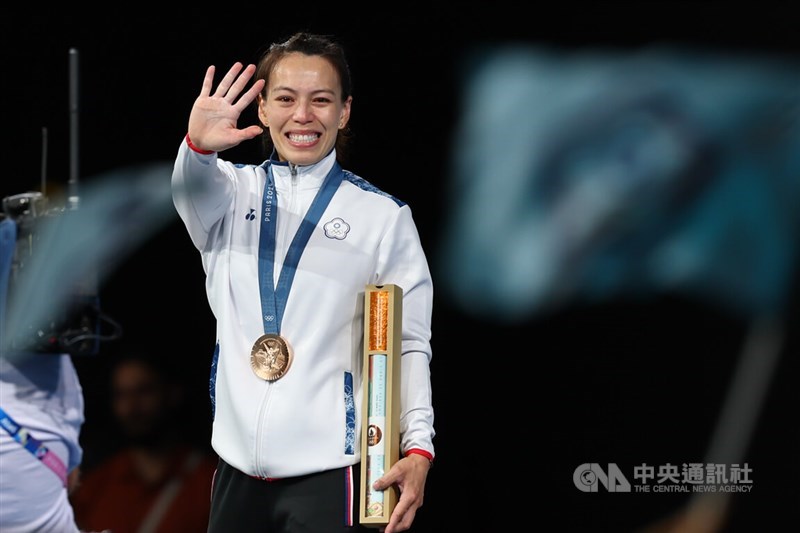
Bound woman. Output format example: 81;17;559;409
171;32;435;533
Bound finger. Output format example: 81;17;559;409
226;64;257;103
390;497;411;523
212;62;244;99
373;464;402;491
385;504;414;533
239;124;265;140
390;501;416;533
372;475;390;491
233;78;266;113
199;65;215;97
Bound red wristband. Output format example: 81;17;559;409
404;448;434;466
185;133;215;155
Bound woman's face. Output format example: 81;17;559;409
258;52;351;166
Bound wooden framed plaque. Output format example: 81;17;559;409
359;284;402;527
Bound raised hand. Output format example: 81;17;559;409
187;62;266;153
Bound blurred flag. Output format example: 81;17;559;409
439;45;800;321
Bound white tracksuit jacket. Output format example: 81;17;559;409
172;138;435;479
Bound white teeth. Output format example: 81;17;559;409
288;133;318;143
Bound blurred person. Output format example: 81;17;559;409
171;31;435;533
0;352;86;532
70;348;217;533
1;214;88;532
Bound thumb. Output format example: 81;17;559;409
372;470;398;491
240;125;265;140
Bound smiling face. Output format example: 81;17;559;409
258;52;352;166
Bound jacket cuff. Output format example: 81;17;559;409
404;448;434;466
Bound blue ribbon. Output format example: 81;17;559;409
258;161;344;335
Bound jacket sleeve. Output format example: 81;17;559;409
374;203;436;460
171;137;236;252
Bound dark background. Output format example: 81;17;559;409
2;3;798;532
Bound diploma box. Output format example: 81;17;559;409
359;284;402;527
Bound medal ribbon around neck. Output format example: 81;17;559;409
258;160;344;337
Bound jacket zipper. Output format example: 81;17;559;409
254;162;298;477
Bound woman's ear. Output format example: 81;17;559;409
339;96;352;129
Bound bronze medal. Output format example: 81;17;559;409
250;334;293;381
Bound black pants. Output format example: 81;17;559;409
208;458;374;532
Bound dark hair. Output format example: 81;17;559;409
108;344;178;388
255;32;353;163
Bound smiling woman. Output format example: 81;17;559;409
171;31;436;533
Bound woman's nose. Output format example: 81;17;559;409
292;100;313;123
